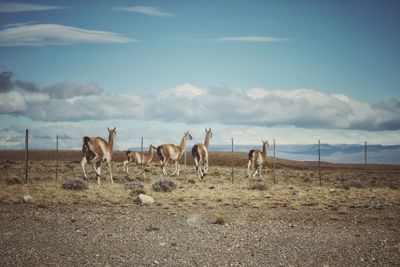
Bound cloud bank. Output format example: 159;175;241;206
0;71;399;131
0;2;63;13
216;36;290;42
114;6;175;17
0;23;135;46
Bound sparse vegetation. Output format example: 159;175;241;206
130;187;147;196
187;178;196;184
152;178;177;192
5;177;23;185
248;182;268;191
62;179;89;190
125;180;144;189
0;151;399;212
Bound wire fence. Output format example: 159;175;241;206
1;129;399;185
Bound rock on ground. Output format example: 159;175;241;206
137;194;154;205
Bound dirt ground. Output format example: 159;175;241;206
0;150;399;266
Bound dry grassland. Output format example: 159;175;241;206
1;150;399;212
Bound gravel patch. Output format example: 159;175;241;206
0;204;399;266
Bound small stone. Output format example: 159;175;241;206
137;194;154;205
23;195;33;203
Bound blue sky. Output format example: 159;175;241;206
0;0;399;151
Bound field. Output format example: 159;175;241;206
1;150;399;266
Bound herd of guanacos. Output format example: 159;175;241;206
80;127;269;185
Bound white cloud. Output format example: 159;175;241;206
158;84;206;100
216;36;290;42
114;6;175;17
1;74;399;131
0;91;26;113
42;82;103;99
0;2;63;13
0;23;136;47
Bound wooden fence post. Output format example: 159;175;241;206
141;137;144;180
24;129;28;184
273;139;276;185
56;135;59;181
365;141;367;169
318;139;321;186
231;137;234;183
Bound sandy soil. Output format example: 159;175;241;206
0;150;399;266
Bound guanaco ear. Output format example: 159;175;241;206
113;127;116;131
107;127;110;131
205;128;207;132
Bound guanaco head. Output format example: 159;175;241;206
205;128;213;139
262;140;269;148
185;131;193;141
107;127;117;137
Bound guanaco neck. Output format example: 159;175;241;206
262;143;267;161
148;146;155;161
204;132;211;149
108;132;115;152
179;135;188;156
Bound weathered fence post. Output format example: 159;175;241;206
56;135;59;181
273;139;276;185
141;137;144;180
318;139;321;186
24;129;28;184
365;141;367;169
231;137;234;183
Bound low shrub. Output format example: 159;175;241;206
62;179;89;190
248;182;268;191
125;181;144;189
5;177;23;185
152;179;177;192
187;178;196;184
130;188;147;196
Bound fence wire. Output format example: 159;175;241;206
0;130;399;185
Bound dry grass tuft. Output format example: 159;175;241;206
341;179;365;189
125;181;144;189
248;182;268;191
152;179;177;192
187;178;196;184
213;214;226;225
130;188;147;196
125;181;147;195
62;179;89;190
5;177;23;185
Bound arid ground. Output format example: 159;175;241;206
0;150;399;266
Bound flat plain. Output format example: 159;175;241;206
0;150;399;266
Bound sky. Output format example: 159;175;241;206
0;0;399;152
